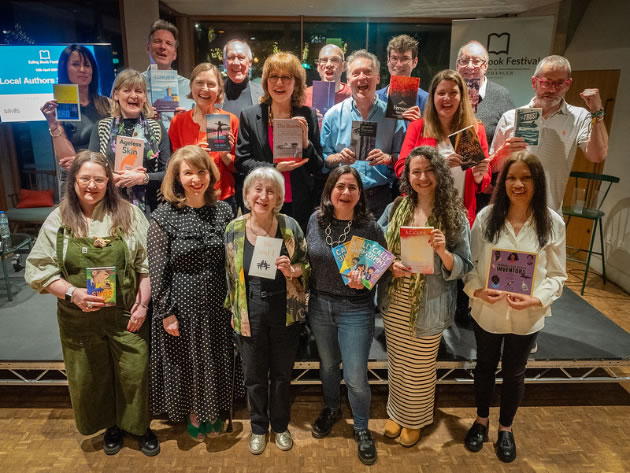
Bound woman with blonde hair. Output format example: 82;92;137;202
148;145;239;441
88;68;171;215
236;51;323;231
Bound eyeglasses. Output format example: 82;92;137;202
388;55;414;65
535;77;572;89
77;175;108;186
318;57;343;65
457;57;487;67
268;74;293;83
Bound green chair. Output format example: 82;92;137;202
562;171;619;295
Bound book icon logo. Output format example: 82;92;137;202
39;50;51;60
487;32;510;55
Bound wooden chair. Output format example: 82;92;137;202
562;171;620;295
5;170;58;234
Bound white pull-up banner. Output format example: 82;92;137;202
450;16;555;107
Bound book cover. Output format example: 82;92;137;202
312;80;336;116
86;266;116;306
149;68;180;113
464;78;480;113
331;242;351;284
206;113;232;152
486;248;538;296
448;125;486;170
361;241;394;290
53;84;81;121
514;108;542;145
248;236;282;279
114;136;144;173
350;121;377;161
400;226;434;274
339;235;366;275
272;119;303;163
385;75;420;119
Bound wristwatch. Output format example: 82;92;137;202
143;173;150;185
65;286;77;302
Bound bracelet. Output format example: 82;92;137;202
49;127;63;138
136;302;149;310
590;108;605;118
143;173;150;185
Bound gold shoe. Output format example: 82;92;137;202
384;419;402;439
399;428;420;448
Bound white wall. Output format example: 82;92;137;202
564;0;630;291
122;0;159;70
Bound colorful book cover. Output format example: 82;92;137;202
272;119;303;163
86;266;116;306
206;113;231;152
448;125;486;170
53;84;81;121
361;241;394;290
514;107;542;145
350;121;377;161
486;249;537;296
114;136;144;173
464;78;480;113
312;80;336;116
331;242;351;284
149;68;180;113
339;235;366;275
385;75;420;119
400;226;434;274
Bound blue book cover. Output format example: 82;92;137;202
149;68;180;112
312;80;335;116
331;242;351;284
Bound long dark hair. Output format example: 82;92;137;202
60;150;132;237
316;166;371;226
57;44;109;116
485;151;553;248
399;146;466;244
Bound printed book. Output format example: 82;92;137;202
86;266;116;306
273;119;303;163
448;125;486;170
206;114;232;152
514;108;542;145
385;75;420;120
350;121;377;161
400;226;434;274
486;248;537;296
114;136;144;173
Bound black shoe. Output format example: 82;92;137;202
353;429;377;465
138;428;160;457
496;430;516;463
464;422;488;452
103;425;123;455
311;407;342;439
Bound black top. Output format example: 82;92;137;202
222;78;253;117
243;226;287;293
62;100;107;151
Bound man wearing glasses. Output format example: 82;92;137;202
490;55;608;214
304;44;352;113
376;35;429;124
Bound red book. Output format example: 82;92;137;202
385;75;420;119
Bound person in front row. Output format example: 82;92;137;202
25;150;158;456
225;167;309;455
321;50;405;220
307;166;385;465
378;146;472;448
463;152;567;463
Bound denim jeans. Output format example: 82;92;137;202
308;292;375;430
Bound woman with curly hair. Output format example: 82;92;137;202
378;146;472;447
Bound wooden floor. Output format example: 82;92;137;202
1;261;629;473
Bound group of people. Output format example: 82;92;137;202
25;17;609;465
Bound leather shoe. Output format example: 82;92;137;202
353;429;377;465
103;425;123;455
399;427;420;448
383;419;402;439
311;407;342;438
274;430;293;451
464;422;489;452
249;432;267;455
496;430;516;463
138;428;160;457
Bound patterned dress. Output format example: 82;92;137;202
148;201;242;422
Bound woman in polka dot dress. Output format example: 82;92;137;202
148;145;240;441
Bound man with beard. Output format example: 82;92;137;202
490;55;608;214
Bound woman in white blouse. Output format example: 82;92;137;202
462;151;566;463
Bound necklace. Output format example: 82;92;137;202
325;220;352;247
248;216;274;237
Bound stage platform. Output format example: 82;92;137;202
2;267;630;386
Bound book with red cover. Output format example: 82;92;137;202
385;75;420;119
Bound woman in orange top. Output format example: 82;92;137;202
169;63;239;215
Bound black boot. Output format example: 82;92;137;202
103;425;123;455
138;428;160;457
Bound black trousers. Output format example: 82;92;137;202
235;291;300;435
365;184;392;221
472;318;538;427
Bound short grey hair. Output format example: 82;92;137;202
457;40;488;62
534;55;571;77
346;49;380;74
243;167;285;214
223;39;253;62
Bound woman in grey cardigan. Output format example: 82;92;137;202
378;145;472;447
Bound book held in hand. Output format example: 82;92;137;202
400;226;434;274
486;248;538;296
336;236;393;288
312;81;336;116
86;266;116;306
273;119;303;163
149;67;180;113
332;242;351;284
464;78;480;113
114;136;144;173
514;108;542;145
448;125;486;170
248;236;283;279
350;121;377;161
385;75;420;120
361;241;395;290
53;84;81;121
206;114;231;152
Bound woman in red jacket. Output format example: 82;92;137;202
169;63;239;215
396;69;491;227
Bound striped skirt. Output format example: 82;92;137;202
383;278;442;429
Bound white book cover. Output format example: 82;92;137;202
248;236;282;279
272;119;303;162
400;226;434;274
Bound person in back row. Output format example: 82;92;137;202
304;43;352;117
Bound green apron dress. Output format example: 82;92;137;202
55;226;149;436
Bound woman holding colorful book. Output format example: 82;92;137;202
378;145;472;448
169;63;239;215
463;152;566;463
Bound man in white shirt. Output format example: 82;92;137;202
490;55;608;214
